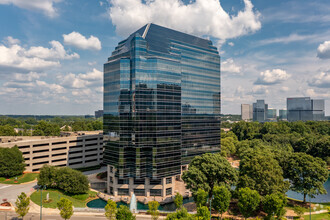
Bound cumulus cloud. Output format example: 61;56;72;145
304;88;330;98
25;41;79;60
308;71;330;88
57;68;103;89
3;36;20;45
4;77;66;94
254;69;290;85
12;72;45;82
63;32;102;51
109;0;261;43
228;42;234;46
0;44;59;71
221;58;241;74
36;80;66;93
0;0;62;17
317;41;330;59
251;85;269;95
0;39;78;72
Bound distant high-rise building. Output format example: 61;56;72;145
103;23;220;198
287;97;325;121
253;100;268;122
279;109;287;121
267;108;277;121
95;110;103;118
241;104;252;121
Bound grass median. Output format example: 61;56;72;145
0;173;38;184
30;189;98;208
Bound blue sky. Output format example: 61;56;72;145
0;0;329;115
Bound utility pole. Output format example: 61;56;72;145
37;185;46;220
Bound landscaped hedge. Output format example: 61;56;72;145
38;165;89;194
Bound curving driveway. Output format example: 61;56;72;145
0;181;37;204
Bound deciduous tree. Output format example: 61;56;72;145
283;152;328;202
182;153;238;197
166;207;194;220
15;192;30;219
238;187;260;220
238;151;288;196
57;198;73;220
148;201;160;220
196;206;211;220
262;193;287;220
212;185;231;219
116;205;135;220
174;192;183;209
194;189;208;207
105;199;117;220
0;146;25;177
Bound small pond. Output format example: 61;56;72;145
87;197;194;211
286;177;330;203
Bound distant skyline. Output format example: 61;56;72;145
0;0;329;115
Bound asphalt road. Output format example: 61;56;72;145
0;166;106;205
0;182;37;204
0;211;163;220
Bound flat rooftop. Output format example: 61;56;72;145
0;130;103;144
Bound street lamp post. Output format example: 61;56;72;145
208;195;214;220
37;185;46;220
309;193;311;220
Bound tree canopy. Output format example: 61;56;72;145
238;150;289;196
105;199;117;220
15;192;30;219
38;165;89;194
0;146;25;177
174;192;183;209
238;187;260;220
262;193;287;220
57;198;74;220
194;189;208;207
283;152;328;202
116;205;135;220
212;185;231;219
182;153;238;197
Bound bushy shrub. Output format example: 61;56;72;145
38;165;89;194
0;146;25;177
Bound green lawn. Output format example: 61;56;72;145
303;212;329;220
0;173;38;184
30;189;97;208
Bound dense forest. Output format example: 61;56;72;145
221;121;330;166
0;116;102;136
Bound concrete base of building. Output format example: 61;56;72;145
106;165;190;202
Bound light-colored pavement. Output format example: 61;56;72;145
0;181;37;204
0;167;105;205
0;211;166;220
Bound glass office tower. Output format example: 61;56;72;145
103;24;221;197
279;109;287;121
287;97;325;121
267;108;277;121
253;100;268;122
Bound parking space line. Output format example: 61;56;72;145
0;185;12;190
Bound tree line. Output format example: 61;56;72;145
0;116;102;136
222;121;330;166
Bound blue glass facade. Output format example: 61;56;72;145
253;100;268;122
287;97;325;121
104;24;220;183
